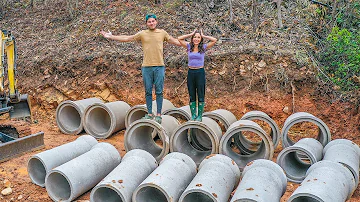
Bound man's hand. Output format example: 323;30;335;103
100;30;113;39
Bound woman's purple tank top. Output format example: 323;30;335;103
187;43;207;67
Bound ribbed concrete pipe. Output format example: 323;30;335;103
27;135;98;187
323;139;360;187
203;109;237;132
124;115;180;162
238;110;280;152
90;149;157;202
132;152;197;202
45;142;121;202
83;101;130;139
56;98;103;135
288;160;356;202
125;99;175;128
179;154;240;202
163;105;191;121
230;159;287;202
276;138;323;183
281;112;331;148
219;120;274;169
170;117;223;165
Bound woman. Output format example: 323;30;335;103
178;30;217;121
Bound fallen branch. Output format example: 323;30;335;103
290;81;296;113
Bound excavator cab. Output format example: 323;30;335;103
0;29;31;120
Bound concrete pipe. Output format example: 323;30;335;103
27;135;98;187
323;139;360;187
56;98;103;135
288;160;356;202
90;149;157;202
45;142;121;202
163;105;192;122
170;117;223;166
276;138;323;183
219;120;274;170
124;115;180;162
281;112;331;148
230;159;287;202
125;99;175;128
203;109;237;132
179;154;241;202
83;101;131;139
132;152;197;202
238;111;280;151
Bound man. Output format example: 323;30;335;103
100;14;180;124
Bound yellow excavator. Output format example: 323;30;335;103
0;30;44;162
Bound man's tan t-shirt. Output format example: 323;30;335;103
133;29;170;67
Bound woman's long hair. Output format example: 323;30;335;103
189;31;205;53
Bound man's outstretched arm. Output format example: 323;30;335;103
167;35;182;46
100;31;136;42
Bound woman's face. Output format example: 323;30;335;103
192;33;202;45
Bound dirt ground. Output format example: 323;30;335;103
0;80;359;201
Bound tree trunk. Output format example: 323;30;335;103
331;0;338;22
252;0;259;32
277;0;283;28
229;0;233;23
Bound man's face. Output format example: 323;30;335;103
146;18;157;30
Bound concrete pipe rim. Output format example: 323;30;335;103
323;139;360;156
27;156;48;187
179;188;217;202
288;193;324;202
45;170;74;202
125;104;147;128
240;111;280;149
83;103;116;139
56;100;83;135
163;108;191;121
133;183;171;202
124;119;169;162
281;113;331;148
90;184;126;202
203;111;231;131
170;122;219;165
276;146;318;183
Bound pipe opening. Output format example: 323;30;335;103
87;107;111;135
46;172;71;201
129;110;147;126
286;122;320;143
129;125;163;157
92;187;123;202
281;151;311;179
234;131;264;154
290;196;321;202
58;105;81;132
28;158;46;185
135;186;168;202
188;128;212;151
182;192;215;202
167;112;188;124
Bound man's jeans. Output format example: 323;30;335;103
142;66;165;115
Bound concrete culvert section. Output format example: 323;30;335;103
83;101;130;139
27;135;98;187
276;138;323;183
288;160;356;202
45;142;121;202
323;139;360;188
239;110;280;150
56;98;103;135
90;149;158;202
124;115;180;162
125;99;175;128
132;152;197;202
203;109;237;132
163;105;191;122
170;117;222;166
179;154;241;202
231;159;287;202
281;112;331;148
219;120;274;169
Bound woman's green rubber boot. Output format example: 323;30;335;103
189;102;197;120
195;102;205;121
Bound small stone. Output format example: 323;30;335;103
283;106;290;114
1;187;12;196
258;60;267;68
3;179;11;188
18;195;23;200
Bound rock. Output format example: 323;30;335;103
3;179;11;188
283;106;290;114
18;195;23;200
258;60;267;68
249;42;256;48
1;187;12;196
